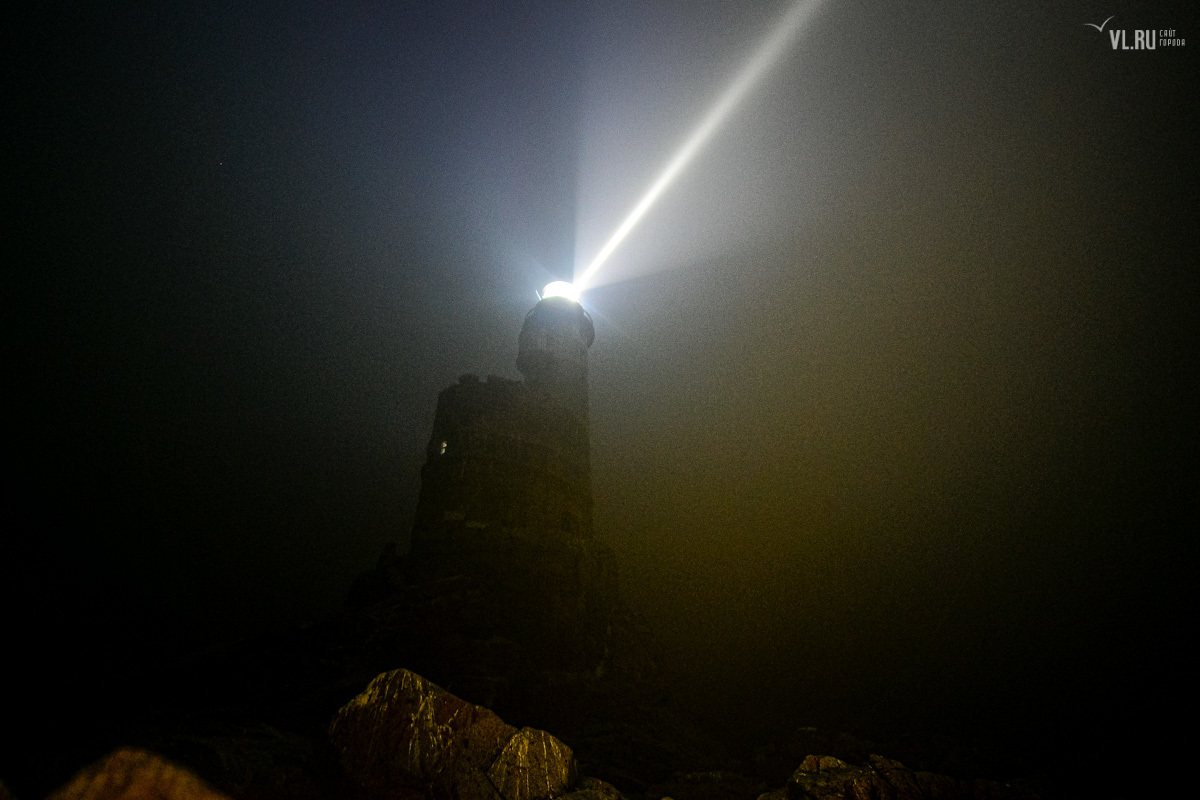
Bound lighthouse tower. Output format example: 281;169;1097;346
412;296;595;545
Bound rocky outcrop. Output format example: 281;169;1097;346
329;669;578;800
146;523;716;796
334;530;702;788
45;748;230;800
755;754;1038;800
25;665;1041;800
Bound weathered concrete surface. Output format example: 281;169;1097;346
45;748;230;800
781;754;1038;800
329;669;578;800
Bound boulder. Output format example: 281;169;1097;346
486;728;577;800
329;669;578;800
45;748;229;800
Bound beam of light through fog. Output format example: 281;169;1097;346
575;0;823;292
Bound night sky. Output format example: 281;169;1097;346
8;0;1197;787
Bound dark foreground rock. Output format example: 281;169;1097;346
330;669;578;800
128;714;328;800
27;668;1042;800
45;748;230;800
645;770;769;800
753;754;1038;800
325;530;722;789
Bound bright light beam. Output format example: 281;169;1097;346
576;1;822;291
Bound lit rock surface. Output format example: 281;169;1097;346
486;728;577;800
329;668;578;800
45;748;230;800
781;753;1038;800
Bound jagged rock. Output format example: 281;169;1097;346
329;668;578;800
786;754;1038;800
45;748;230;800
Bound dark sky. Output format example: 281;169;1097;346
8;0;1197;779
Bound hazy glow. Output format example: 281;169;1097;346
576;0;822;290
542;281;581;302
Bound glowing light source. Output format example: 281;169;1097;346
541;281;581;302
576;1;822;291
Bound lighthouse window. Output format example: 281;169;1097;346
439;440;448;455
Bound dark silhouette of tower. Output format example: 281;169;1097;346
412;296;595;545
516;295;594;413
348;292;664;766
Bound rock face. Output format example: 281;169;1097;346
330;669;577;800
762;754;1038;800
45;748;230;800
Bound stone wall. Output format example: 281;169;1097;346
413;374;592;541
413;297;596;545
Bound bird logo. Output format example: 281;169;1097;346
1084;16;1115;32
